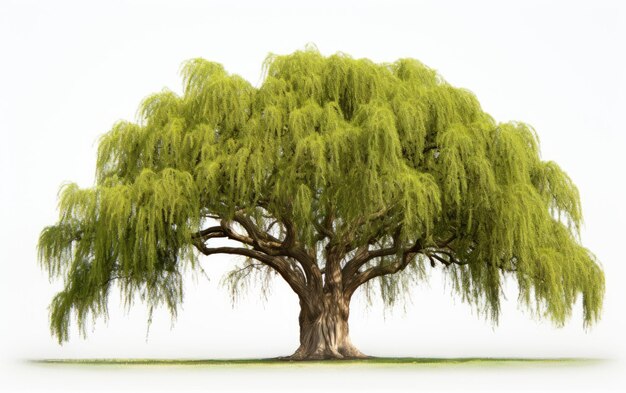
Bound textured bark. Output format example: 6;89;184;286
288;293;367;360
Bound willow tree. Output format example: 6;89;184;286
38;47;604;359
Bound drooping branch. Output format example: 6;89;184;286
192;242;309;298
192;208;323;296
233;212;322;291
232;213;284;249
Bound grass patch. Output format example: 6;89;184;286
28;357;603;368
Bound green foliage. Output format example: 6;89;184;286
39;46;604;342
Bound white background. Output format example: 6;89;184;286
1;0;625;391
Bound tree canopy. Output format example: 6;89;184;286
39;46;604;348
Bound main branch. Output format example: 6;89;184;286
192;241;309;299
191;210;324;302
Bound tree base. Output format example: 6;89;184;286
284;340;369;360
281;350;370;361
288;293;367;360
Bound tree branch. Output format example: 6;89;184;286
192;226;226;240
341;227;402;282
232;212;321;290
192;208;323;295
192;242;309;298
343;239;422;300
341;244;399;282
232;214;283;250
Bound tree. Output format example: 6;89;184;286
38;47;605;360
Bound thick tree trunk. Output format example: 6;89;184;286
288;293;367;360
